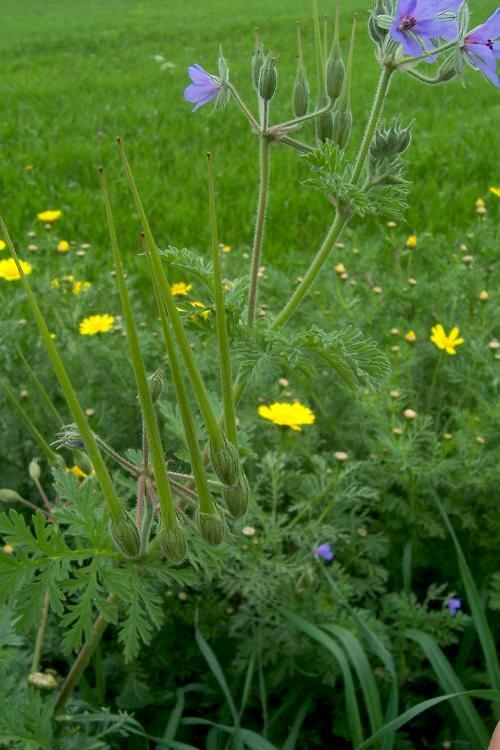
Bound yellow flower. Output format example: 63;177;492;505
405;235;417;249
258;401;315;431
57;240;70;253
51;278;60;288
72;280;91;295
170;282;192;296
430;324;464;355
479;290;489;301
0;258;32;281
37;210;62;223
475;197;485;207
79;314;115;335
66;465;88;480
220;243;232;253
334;262;346;274
489;187;500;198
405;330;416;343
0;240;6;251
189;300;205;308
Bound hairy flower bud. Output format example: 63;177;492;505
157;522;187;564
292;63;309;117
29;459;41;481
147;368;164;404
0;488;23;503
326;53;345;102
368;14;388;45
258;53;277;101
222;470;250;519
332;106;352;150
316;108;334;142
198;511;225;546
437;54;457;83
209;434;241;486
109;512;141;559
371;119;412;159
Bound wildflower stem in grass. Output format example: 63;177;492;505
146;250;217;517
247;131;271;328
53;593;118;715
227;82;260;132
31;592;50;673
15;345;65;428
0;377;59;465
117;138;224;453
207;153;238;447
279;135;315;153
1;217;125;521
402;40;456;66
271;99;334;133
100;168;177;530
272;65;393;328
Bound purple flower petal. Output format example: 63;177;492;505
184;64;221;111
447;597;462;615
396;0;418;20
466;44;499;85
315;543;335;561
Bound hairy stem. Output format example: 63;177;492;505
247;133;271;328
31;592;50;673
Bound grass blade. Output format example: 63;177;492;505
406;628;490;747
282;699;310;750
355;690;499;749
435;495;500;691
281;609;364;746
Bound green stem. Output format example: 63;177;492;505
16;345;65;427
352;64;393;183
53;594;118;715
31;592;50;673
0;218;124;522
0;377;59;465
149;257;217;517
279;135;315;153
401;40;455;66
272;212;345;329
270;99;333;133
100;168;177;529
117;139;224;453
227;83;260;132
247;134;271;328
312;0;325;98
207;153;238;447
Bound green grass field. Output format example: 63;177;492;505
0;0;498;274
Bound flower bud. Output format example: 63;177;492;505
147;368;164;404
368;14;388;45
157;522;187;564
258;54;277;101
222;470;250;519
437;54;457;83
209;434;241;486
29;459;41;481
198;511;225;546
0;488;23;503
292;63;309;118
326;53;344;102
316;108;334;142
332;106;352;150
109;513;141;559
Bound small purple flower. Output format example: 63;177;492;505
315;543;335;561
447;596;462;615
390;0;462;60
184;64;221;111
462;9;500;86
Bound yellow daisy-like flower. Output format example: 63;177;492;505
0;258;32;281
72;280;91;295
57;240;70;253
0;240;6;251
479;290;489;301
405;330;416;343
170;282;192;296
258;401;315;431
66;465;88;480
79;314;115;335
430;324;464;355
334;262;346;274
489;187;500;198
37;210;62;223
405;235;417;249
220;243;232;253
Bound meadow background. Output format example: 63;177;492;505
0;0;499;748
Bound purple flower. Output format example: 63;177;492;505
462;9;500;86
315;543;335;561
390;0;462;60
184;65;221;111
447;596;462;615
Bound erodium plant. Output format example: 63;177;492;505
0;0;498;725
